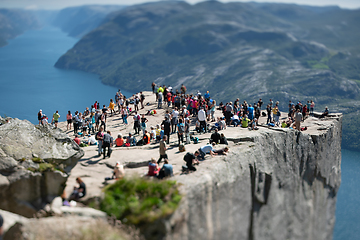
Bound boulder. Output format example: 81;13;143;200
0;119;84;217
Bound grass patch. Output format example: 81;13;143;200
100;178;182;225
32;157;44;163
38;163;55;172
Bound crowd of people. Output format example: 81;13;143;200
34;84;333;200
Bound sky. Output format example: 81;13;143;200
0;0;359;10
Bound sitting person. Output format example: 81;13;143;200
116;133;124;147
230;114;240;127
150;126;156;141
320;106;329;118
158;159;173;179
74;135;81;145
184;151;200;172
241;115;250;128
142;130;151;145
87;134;97;145
219;133;228;145
195;120;201;133
148;158;160;177
126;133;136;146
69;177;86;201
210;128;221;144
213;146;229;155
249;118;259;130
218;117;226;130
112;162;125;180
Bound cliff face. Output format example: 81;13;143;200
156;115;342;240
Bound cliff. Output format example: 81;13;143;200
148;114;342;240
0;118;84;217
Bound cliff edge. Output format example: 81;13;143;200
156;114;342;240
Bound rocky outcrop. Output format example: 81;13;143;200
152;115;342;240
0;118;84;217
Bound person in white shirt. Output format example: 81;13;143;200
171;108;179;133
198;107;207;133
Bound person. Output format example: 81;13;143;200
103;130;113;159
74;135;81;145
184;151;199;171
198;142;216;160
42;114;49;125
219;133;228;145
96;127;104;156
87;134;97;145
158;90;163;109
210;100;216;122
113;162;125;180
158;135;168;164
150;126;156;141
133;111;141;135
126;133;136;146
198;107;207;133
320;106;329;118
310;100;315;116
69;177;86;201
140;91;145;109
184;118;191;144
116;133;124;147
171;108;179;133
213;146;229;155
230;114;240;127
272;105;280;126
38;109;43;125
241;115;250;128
121;106;128;125
266;104;272;124
140;114;148;135
158;159;173;179
73;111;80;134
177;118;185;145
161;116;171;144
142;130;151;145
294;109;302;130
0;213;3;239
152;82;156;94
181;84;186;94
210;128;221;144
148;158;160;177
109;99;115;116
66;111;72;130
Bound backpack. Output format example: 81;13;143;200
103;134;111;143
178;124;185;134
193;137;199;144
179;144;186;152
95;131;100;140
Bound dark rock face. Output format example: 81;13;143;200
158;115;342;240
0;118;84;217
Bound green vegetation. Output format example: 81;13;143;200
32;157;44;163
100;178;182;225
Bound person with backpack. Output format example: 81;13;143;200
102;130;113;159
184;151;200;172
133;111;141;134
96;127;104;156
177;118;185;145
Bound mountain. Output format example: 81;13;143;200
55;1;360;151
52;5;126;38
0;9;40;47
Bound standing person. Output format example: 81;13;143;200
38;109;43;125
171;108;179;133
133;111;141;134
102;130;113;159
66;111;72;130
52;110;60;128
272;105;280;126
266;104;272;124
100;112;106;132
181;84;186;95
294;109;302;131
185;118;191;144
198;107;207;133
121;106;128;125
310;100;315;116
258;98;263;110
96;127;104;156
210;100;216;122
161;116;171;144
158;90;163;109
177;119;185;145
152;82;156;94
157;135;168;164
140;114;148;135
109;99;115;116
140;91;145;109
73;111;79;134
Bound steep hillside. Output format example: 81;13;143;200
55;1;360;150
52;5;126;38
0;9;40;47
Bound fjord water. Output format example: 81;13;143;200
0;26;131;124
334;149;360;239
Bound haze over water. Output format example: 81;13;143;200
0;26;131;124
0;23;358;240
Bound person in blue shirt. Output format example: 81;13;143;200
158;159;173;179
198;142;216;159
248;104;254;120
204;91;210;100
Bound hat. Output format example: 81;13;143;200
182;105;186;108
40;109;42;111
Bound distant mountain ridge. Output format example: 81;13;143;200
54;1;360;151
52;5;126;38
0;9;40;47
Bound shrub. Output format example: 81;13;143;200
100;178;182;225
